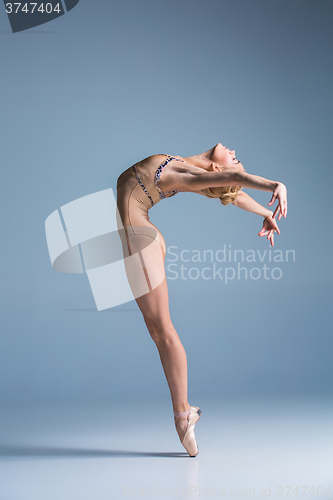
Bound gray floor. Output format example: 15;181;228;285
0;395;332;500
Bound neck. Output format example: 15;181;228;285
182;153;212;171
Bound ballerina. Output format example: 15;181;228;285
116;143;287;456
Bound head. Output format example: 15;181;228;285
200;143;244;205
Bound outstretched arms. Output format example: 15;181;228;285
166;164;287;245
179;167;288;220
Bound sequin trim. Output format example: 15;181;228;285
154;155;185;200
133;164;154;207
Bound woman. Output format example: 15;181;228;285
116;143;287;457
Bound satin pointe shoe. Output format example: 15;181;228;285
174;406;202;457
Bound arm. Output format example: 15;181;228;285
236;172;287;219
232;191;281;246
232;190;273;218
181;167;278;192
179;167;287;219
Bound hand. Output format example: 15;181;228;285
258;216;281;247
268;182;287;220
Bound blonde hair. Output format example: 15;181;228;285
200;185;242;206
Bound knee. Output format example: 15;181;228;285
144;317;175;346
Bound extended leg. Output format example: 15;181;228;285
123;234;191;440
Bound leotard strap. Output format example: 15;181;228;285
133;163;155;207
154;155;186;200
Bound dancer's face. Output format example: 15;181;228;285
209;143;244;170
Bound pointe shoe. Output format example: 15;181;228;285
174;406;202;457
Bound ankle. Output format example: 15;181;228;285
173;404;191;417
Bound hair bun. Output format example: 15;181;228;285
200;185;241;206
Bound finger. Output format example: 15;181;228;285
271;220;281;235
284;202;288;217
258;227;267;235
268;193;277;206
273;206;280;219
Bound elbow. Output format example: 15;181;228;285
232;171;243;185
231;189;243;205
233;170;248;186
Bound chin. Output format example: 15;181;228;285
214;143;224;151
209;143;222;160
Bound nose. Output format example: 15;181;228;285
230;149;235;156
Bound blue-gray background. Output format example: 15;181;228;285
1;0;332;408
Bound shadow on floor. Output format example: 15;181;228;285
0;446;189;459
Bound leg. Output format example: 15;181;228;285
123;233;191;440
136;276;189;414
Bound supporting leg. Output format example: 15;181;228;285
123;233;191;440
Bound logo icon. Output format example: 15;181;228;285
45;189;164;311
3;0;79;33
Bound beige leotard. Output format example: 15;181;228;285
116;155;185;257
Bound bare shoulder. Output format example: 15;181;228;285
137;154;191;170
151;155;204;192
118;155;167;182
